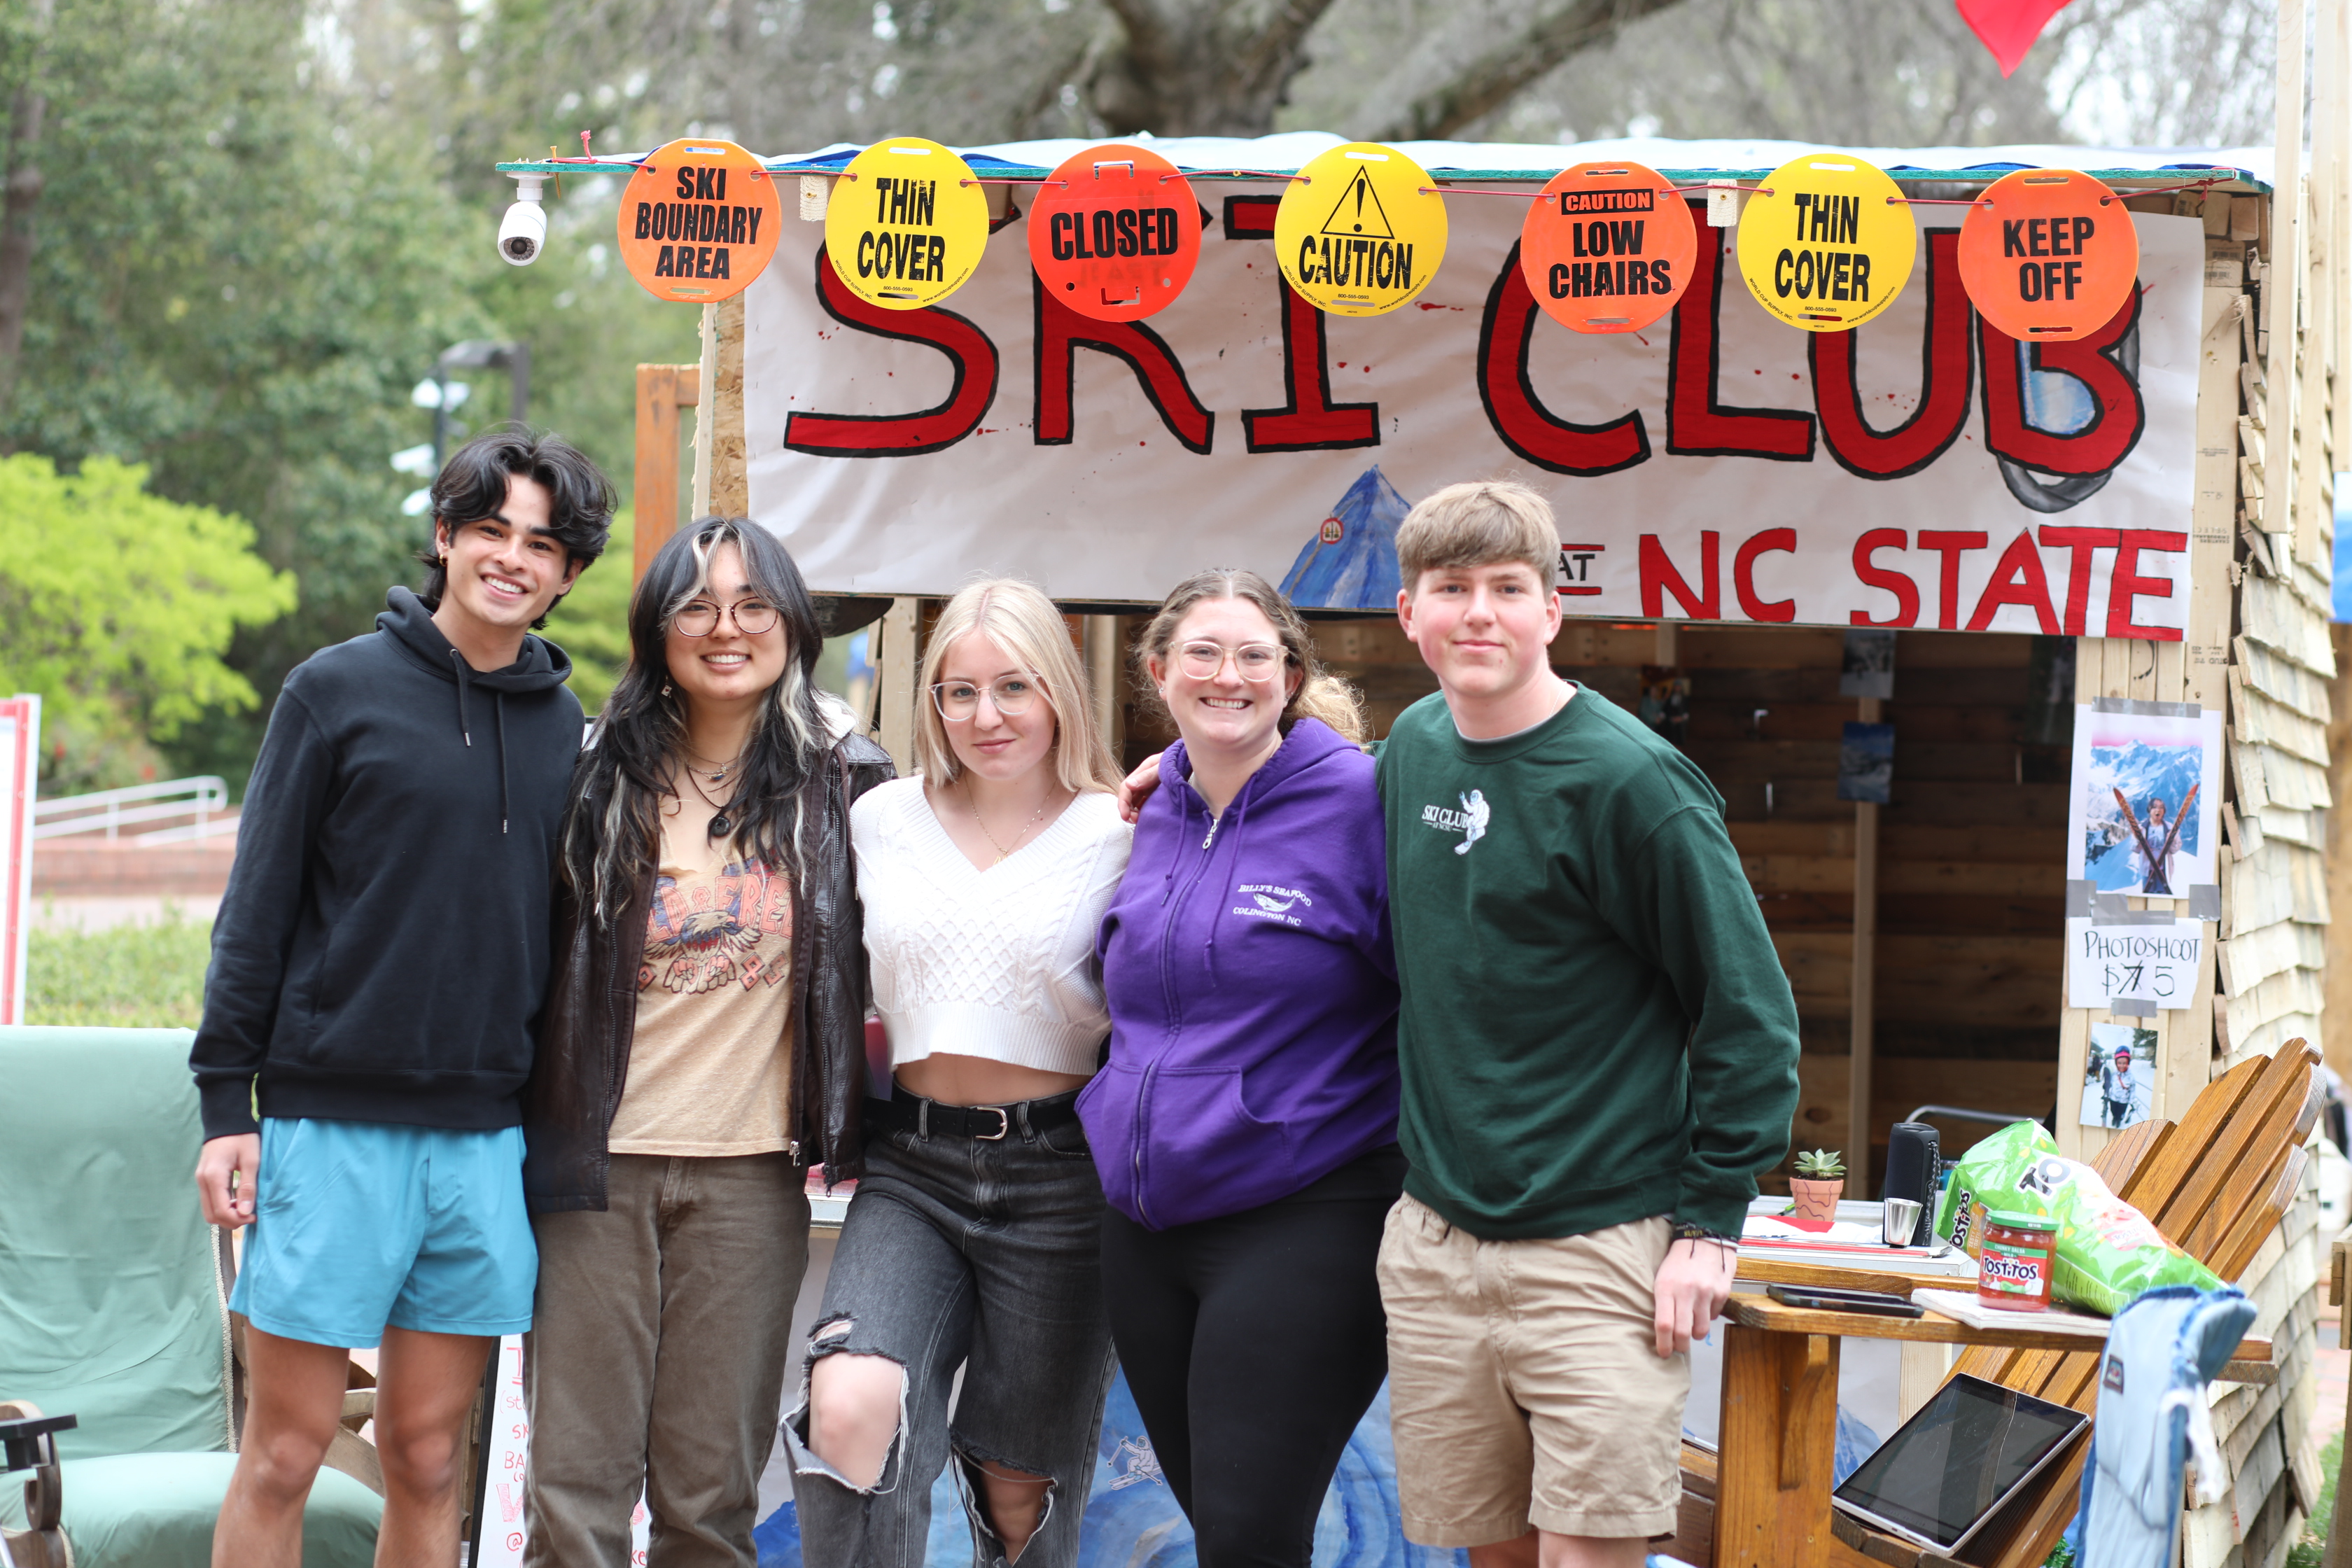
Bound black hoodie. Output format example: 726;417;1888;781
191;588;584;1139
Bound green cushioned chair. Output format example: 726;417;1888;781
0;1027;384;1568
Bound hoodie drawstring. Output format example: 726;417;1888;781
494;691;510;836
451;650;513;836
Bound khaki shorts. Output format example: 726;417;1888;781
1376;1195;1688;1545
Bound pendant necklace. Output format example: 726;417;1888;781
966;778;1052;865
682;745;742;785
683;765;738;840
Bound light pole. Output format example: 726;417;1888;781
430;340;531;469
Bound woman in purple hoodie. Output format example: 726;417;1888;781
1083;568;1401;1568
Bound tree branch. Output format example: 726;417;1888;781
1358;0;1690;143
0;0;53;426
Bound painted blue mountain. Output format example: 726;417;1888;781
2081;738;2205;890
1280;467;1411;610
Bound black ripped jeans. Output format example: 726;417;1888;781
1098;1145;1406;1568
785;1093;1114;1568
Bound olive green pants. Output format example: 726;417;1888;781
524;1153;811;1568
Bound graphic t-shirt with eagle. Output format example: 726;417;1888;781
606;808;796;1158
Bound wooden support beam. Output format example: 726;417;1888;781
632;363;700;584
2265;0;2306;542
876;598;920;776
690;302;719;522
1084;615;1121;759
1848;693;1881;1190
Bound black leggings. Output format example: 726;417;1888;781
1098;1145;1406;1568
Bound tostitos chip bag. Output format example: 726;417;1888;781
1931;1119;2220;1315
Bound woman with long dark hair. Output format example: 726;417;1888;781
520;516;893;1567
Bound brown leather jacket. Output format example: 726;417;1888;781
520;731;895;1211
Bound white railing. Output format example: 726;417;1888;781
34;776;231;844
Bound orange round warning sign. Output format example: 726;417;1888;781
824;136;992;310
1957;169;2138;341
1519;161;1695;333
618;138;781;304
1027;145;1201;321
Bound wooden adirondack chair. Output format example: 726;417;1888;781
1672;1038;2322;1568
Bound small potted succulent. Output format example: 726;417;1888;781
1789;1148;1847;1223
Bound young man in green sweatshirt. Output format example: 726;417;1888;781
1374;481;1800;1568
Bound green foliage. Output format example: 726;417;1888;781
542;509;636;715
1795;1148;1847;1180
27;911;212;1028
0;455;294;789
2288;1427;2344;1567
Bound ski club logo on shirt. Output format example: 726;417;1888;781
641;857;792;994
1421;790;1490;855
1233;883;1314;928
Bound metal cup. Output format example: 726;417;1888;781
1882;1196;1923;1247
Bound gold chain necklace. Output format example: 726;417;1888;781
965;779;1051;864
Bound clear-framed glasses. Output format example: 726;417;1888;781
932;675;1043;721
1177;640;1287;682
674;597;780;638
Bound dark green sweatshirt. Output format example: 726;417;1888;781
1376;685;1800;1241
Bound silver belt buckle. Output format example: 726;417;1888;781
975;1106;1011;1140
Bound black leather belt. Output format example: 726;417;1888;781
870;1084;1084;1141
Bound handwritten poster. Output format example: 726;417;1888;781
2066;916;2206;1009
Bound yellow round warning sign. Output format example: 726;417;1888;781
824;136;992;310
1275;143;1448;316
1735;153;1917;332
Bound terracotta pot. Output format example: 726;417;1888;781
1789;1177;1845;1223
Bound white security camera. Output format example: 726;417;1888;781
500;174;549;266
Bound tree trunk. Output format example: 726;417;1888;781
1088;0;1345;136
1357;0;1690;143
0;17;51;426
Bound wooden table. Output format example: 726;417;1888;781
1709;1292;2272;1568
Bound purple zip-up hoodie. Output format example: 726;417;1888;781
1082;716;1399;1230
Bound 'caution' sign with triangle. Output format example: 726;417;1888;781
1277;142;1447;316
1321;169;1396;240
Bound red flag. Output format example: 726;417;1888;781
1956;0;2076;76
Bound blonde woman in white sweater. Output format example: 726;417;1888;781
786;578;1131;1568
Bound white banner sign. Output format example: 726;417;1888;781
2066;917;2206;1009
746;185;2201;633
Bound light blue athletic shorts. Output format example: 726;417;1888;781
228;1117;537;1349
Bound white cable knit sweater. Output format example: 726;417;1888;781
851;778;1133;1077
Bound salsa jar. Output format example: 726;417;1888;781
1977;1210;2057;1311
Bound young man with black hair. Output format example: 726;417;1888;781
190;429;615;1568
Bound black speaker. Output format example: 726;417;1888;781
1884;1121;1940;1212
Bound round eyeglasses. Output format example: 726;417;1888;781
1176;640;1286;682
932;676;1042;721
674;598;780;638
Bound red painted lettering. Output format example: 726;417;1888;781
1914;531;1989;630
1966;529;2060;633
1810;230;1971;479
2108;529;2188;640
1032;277;1214;454
2036;526;2122;636
783;247;1000;458
1850;528;1919;627
1980;288;2146;476
1477;239;1650;477
1733;528;1797;622
1669;204;1815;461
1640;531;1721;620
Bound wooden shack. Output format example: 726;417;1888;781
586;83;2345;1558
